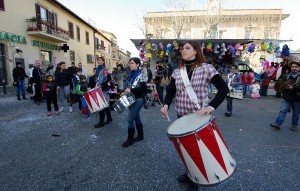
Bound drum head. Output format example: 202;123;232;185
167;113;213;137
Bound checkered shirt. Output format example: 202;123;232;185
172;63;218;116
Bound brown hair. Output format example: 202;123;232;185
178;41;206;69
97;56;105;62
290;61;300;67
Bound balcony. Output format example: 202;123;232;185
26;19;69;43
96;44;106;51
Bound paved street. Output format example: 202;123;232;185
0;89;299;191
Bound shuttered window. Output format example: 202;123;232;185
86;31;89;45
76;26;80;41
68;22;74;39
0;0;5;11
70;51;75;62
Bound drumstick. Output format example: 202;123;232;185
156;97;171;122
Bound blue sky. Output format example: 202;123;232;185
58;0;300;56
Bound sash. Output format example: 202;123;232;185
180;67;201;110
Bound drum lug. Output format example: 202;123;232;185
211;123;216;130
195;134;200;141
215;173;220;181
194;176;199;183
176;138;181;145
230;161;235;167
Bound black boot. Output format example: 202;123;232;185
105;107;112;124
22;94;28;100
133;123;144;142
122;128;135;147
95;110;105;128
17;95;21;100
94;121;105;128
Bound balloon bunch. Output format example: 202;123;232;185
281;44;290;57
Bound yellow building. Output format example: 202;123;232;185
95;30;112;70
0;0;96;85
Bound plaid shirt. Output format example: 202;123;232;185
172;63;218;116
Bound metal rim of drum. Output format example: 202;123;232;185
167;114;215;138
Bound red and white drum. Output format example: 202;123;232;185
83;87;109;113
167;113;236;185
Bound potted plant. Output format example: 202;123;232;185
26;16;38;31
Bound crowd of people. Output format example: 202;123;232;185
10;41;299;189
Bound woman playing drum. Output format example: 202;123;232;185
121;57;147;147
160;41;229;184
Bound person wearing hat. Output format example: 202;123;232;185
42;74;59;116
12;62;29;100
271;61;300;131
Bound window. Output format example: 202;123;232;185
76;26;80;41
95;37;99;49
108;45;111;54
35;4;57;32
70;50;75;62
87;54;94;63
68;22;74;39
86;31;89;45
0;0;5;11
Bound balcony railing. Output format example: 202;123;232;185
96;44;106;51
26;19;70;43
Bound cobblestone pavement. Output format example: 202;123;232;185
0;88;299;191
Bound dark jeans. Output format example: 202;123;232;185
16;80;25;96
34;84;42;102
46;93;58;111
98;107;112;122
275;100;300;126
261;85;268;96
226;96;233;113
127;98;144;128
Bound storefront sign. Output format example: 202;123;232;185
0;31;27;44
32;40;60;51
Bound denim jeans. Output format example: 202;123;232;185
127;98;144;128
59;85;71;107
226;96;233;113
243;84;249;94
16;80;25;96
276;100;300;126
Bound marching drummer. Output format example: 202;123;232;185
160;41;229;184
120;57;147;147
94;57;113;128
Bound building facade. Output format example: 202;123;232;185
0;0;130;85
144;0;289;40
95;30;112;70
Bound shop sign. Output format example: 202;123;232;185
32;40;60;51
0;31;27;44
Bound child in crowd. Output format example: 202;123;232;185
108;77;118;110
76;75;90;118
73;68;82;112
251;80;261;99
42;74;59;116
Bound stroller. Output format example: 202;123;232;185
145;83;157;107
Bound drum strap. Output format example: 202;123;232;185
180;67;201;110
131;74;142;88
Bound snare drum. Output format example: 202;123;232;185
113;94;135;113
167;113;236;185
83;87;109;113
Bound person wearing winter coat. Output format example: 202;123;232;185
12;62;29;100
